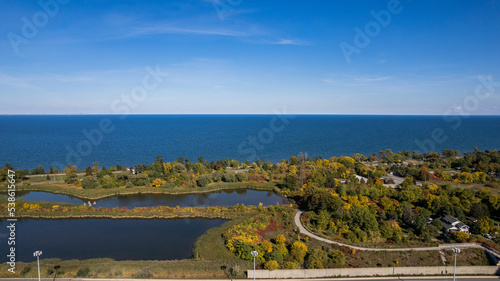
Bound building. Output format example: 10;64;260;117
440;215;469;234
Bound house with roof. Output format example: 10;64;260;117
440;215;469;234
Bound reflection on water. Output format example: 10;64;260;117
0;218;226;262
7;189;285;208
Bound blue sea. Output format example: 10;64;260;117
0;115;499;171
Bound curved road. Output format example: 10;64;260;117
294;211;500;255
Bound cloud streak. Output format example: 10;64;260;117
126;25;248;38
0;73;39;89
354;76;391;82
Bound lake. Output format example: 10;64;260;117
2;115;499;171
0;218;226;262
11;189;285;208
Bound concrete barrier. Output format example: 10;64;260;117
247;266;500;278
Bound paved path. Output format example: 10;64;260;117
294;211;500;257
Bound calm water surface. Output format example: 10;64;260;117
13;189;284;208
2;115;499;170
0;218;226;262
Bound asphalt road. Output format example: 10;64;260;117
2;277;500;281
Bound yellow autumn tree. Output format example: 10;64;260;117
260;240;273;253
152;178;166;188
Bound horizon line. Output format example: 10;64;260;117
1;113;500;117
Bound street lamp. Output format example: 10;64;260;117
251;250;258;281
452;247;461;281
33;251;42;281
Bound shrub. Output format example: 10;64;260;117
306;248;327;268
265;250;284;264
132;268;153;278
20;266;31;276
211;171;222;182
306;260;323;269
229;264;241;278
328;249;345;267
450;231;470;243
260;240;273;253
100;175;114;189
152;178;166;188
275;234;286;244
236;172;249;182
76;267;90;277
130;173;148;186
263;260;279;270
292;241;308;253
82;176;99;189
223;170;237;182
283;261;300;269
173;163;187;173
274;243;289;257
197;174;212;187
290;248;306;263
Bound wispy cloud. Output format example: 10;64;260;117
126;25;247;37
0;73;39;89
354;76;391;82
246;38;310;46
274;38;309;45
322;79;336;85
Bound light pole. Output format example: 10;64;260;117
251;250;258;281
452;247;460;281
33;251;42;281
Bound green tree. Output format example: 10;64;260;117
85;166;93;176
236;172;249;182
283;261;300;269
379;221;394;239
265;250;284;264
100;175;114;188
479;217;492;234
315;210;331;230
306;248;327;269
263;260;279;270
196;174;212;187
471;202;490;219
450;231;470;243
82;176;99;189
64;164;77;184
30;165;45;175
442;149;458;159
327;249;345;267
349;205;379;232
92;162;99;175
290;241;307;263
222;170;237;182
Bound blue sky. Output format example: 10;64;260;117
1;0;500;115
